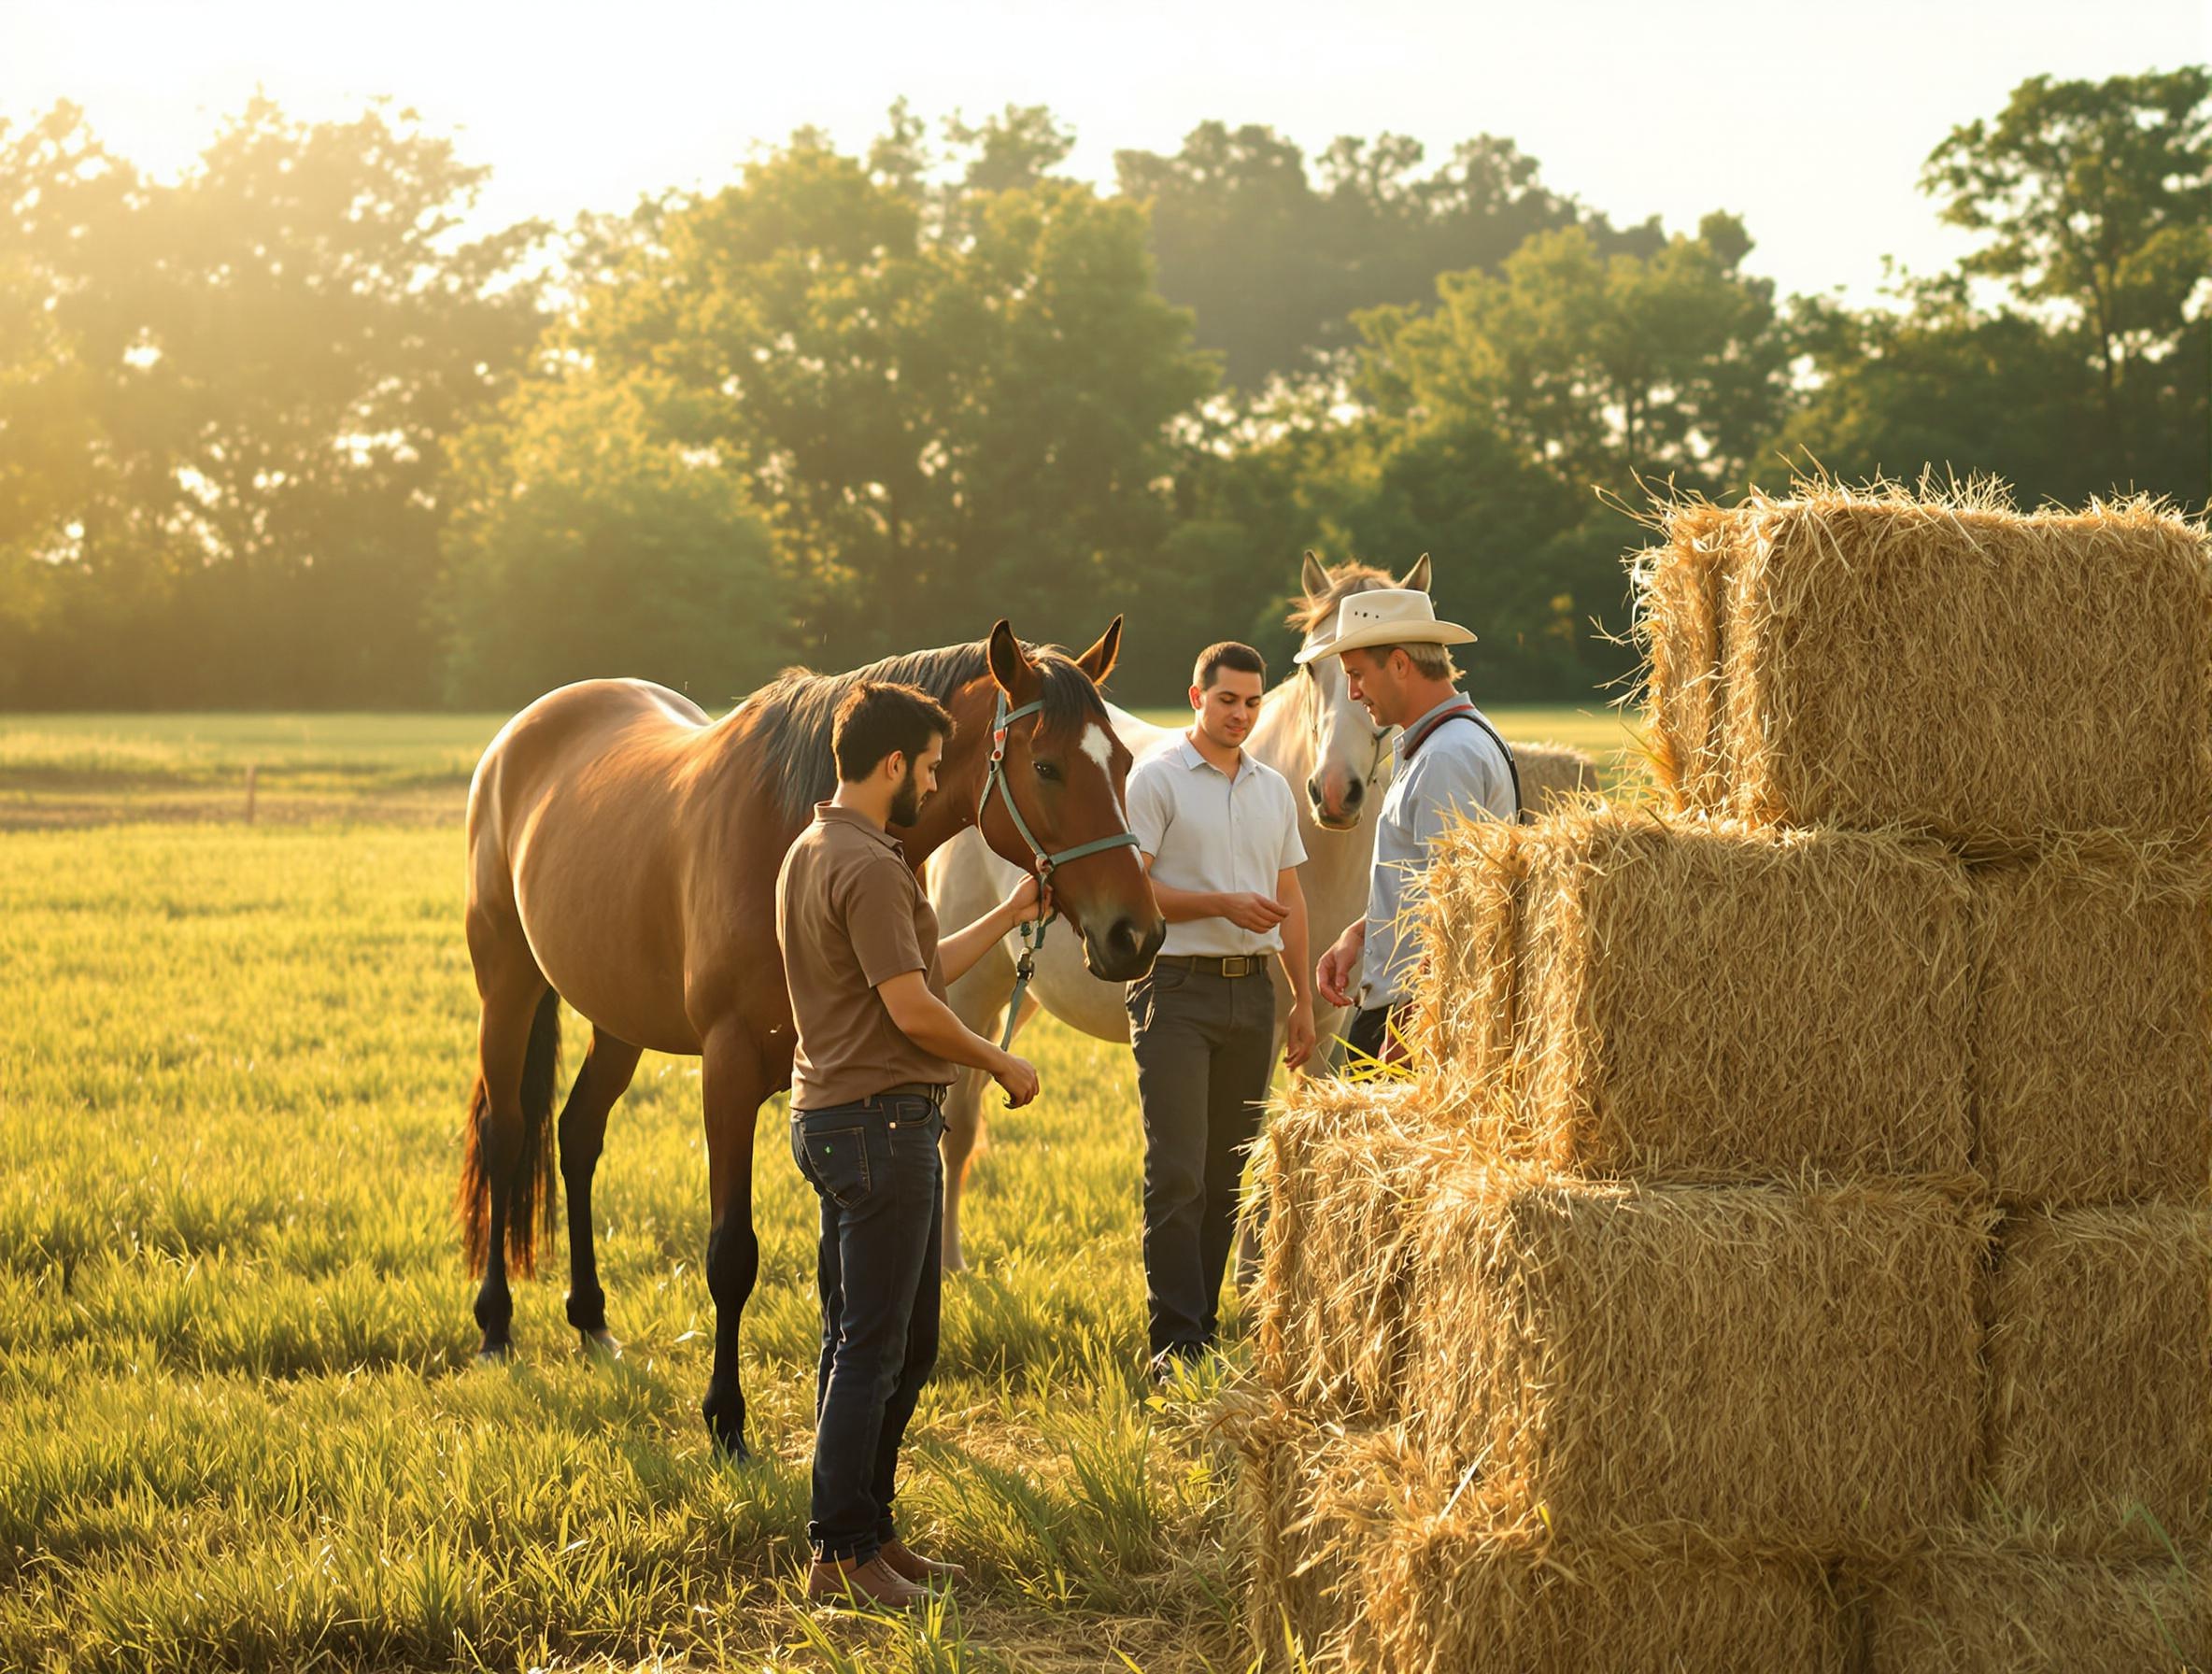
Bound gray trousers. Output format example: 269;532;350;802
1124;963;1276;1360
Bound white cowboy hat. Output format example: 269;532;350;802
1293;588;1477;664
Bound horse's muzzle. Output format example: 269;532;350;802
1085;915;1165;983
1306;772;1366;830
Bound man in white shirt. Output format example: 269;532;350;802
1124;642;1316;1375
1304;588;1519;1062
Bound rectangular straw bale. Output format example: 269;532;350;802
1507;739;1602;816
1984;1206;2212;1551
1242;1414;1419;1670
1971;848;2212;1205
1249;1416;1843;1674
1372;1506;1843;1674
1416;805;1975;1184
1637;486;2212;846
1252;1079;1453;1421
1635;513;1732;809
1404;1168;1988;1554
1861;1542;2211;1673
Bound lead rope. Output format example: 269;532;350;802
1000;893;1051;1053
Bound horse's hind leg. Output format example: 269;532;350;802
460;911;560;1359
560;1028;642;1355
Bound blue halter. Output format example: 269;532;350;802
977;689;1141;1051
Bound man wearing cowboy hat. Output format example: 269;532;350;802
1300;575;1520;1061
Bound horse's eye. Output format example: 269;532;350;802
1033;760;1061;783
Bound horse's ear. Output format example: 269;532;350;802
1301;550;1329;598
987;620;1031;695
1075;616;1122;686
1400;552;1433;593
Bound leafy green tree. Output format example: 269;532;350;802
1776;70;2208;512
554;135;1214;693
0;98;545;705
1926;70;2209;440
1773;277;2107;502
1114;123;1654;389
439;368;787;707
1919;67;2209;499
1355;215;1789;503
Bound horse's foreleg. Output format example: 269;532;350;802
938;944;1021;1273
560;1028;642;1355
941;1067;986;1273
700;1026;767;1459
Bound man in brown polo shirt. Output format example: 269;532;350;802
776;680;1044;1610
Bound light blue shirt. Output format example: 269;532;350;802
1360;694;1517;1007
1127;737;1308;957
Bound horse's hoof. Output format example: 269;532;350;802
475;1341;515;1365
578;1327;623;1359
941;1248;969;1275
705;1413;751;1463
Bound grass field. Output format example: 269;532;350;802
0;703;1646;830
0;702;1638;1670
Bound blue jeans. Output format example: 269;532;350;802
789;1092;945;1564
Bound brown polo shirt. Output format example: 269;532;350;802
775;802;959;1111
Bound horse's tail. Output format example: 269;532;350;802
457;989;563;1278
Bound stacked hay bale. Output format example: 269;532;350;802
1247;483;2212;1670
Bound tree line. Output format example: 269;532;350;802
0;69;2205;711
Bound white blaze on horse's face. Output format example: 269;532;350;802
1081;723;1126;822
1303;620;1393;831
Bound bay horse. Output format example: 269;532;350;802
925;554;1425;1270
458;618;1164;1457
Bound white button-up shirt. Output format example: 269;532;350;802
1360;694;1517;1007
1126;736;1309;957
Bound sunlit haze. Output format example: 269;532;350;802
8;0;2206;305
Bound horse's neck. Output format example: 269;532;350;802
898;728;991;871
1106;702;1177;761
1248;683;1378;938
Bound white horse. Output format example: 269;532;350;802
925;553;1425;1270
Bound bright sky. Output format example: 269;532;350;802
5;0;2206;305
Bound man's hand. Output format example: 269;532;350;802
993;1052;1041;1108
1219;891;1290;934
1283;1000;1317;1073
1316;924;1364;1010
1001;871;1053;929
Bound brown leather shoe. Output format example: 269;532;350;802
880;1538;966;1585
803;1553;926;1610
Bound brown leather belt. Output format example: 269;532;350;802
1152;953;1271;979
875;1082;950;1106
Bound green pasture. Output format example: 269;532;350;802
0;704;1639;1669
0;703;1645;830
0;816;1249;1671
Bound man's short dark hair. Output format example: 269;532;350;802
1194;641;1267;691
832;682;952;781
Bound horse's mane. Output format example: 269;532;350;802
748;640;1109;829
1287;560;1397;638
